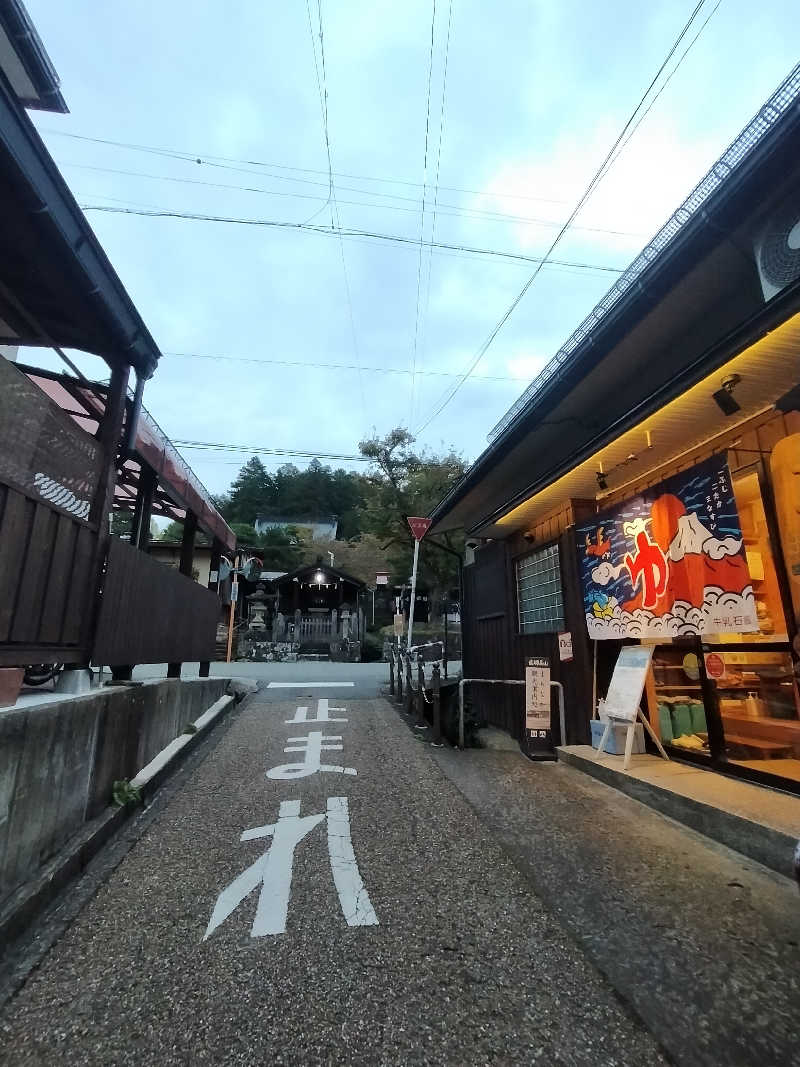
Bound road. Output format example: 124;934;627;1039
0;679;664;1066
2;665;797;1065
129;660;391;701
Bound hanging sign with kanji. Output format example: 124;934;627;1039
575;454;757;640
407;516;432;541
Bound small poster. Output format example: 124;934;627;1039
603;645;653;723
704;651;726;680
393;614;405;636
525;657;551;732
558;632;574;662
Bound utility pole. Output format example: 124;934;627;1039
226;552;240;663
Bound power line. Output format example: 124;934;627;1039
59;158;642;237
410;0;438;425
305;0;367;421
78;201;627;273
162;349;534;381
172;439;368;463
602;0;724;179
417;0;454;422
413;0;712;435
42;126;573;207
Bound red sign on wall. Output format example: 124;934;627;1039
407;516;432;541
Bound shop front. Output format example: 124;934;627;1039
574;425;800;790
428;65;800;792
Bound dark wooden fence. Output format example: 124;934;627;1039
92;537;220;666
0;359;104;666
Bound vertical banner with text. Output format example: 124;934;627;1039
525;656;553;758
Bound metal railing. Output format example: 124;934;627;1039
457;677;566;751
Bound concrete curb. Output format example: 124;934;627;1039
0;691;237;950
557;746;798;879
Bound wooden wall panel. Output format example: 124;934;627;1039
462;528;594;744
92;537;220;665
0;482;98;665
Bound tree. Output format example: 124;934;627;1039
223;457;276;525
257;525;305;571
159;519;185;541
303;534;395;586
358;428;466;612
216;456;367;538
110;511;133;539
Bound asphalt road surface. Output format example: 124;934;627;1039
130;660;395;701
0;691;665;1066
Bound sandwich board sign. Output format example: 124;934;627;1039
525;657;553;758
595;644;669;769
602;645;652;723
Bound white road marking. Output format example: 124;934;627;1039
286;698;348;724
204;797;377;939
266;730;357;780
267;681;355;688
327;797;379;927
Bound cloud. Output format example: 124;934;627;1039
585;584;757;640
590;561;627;586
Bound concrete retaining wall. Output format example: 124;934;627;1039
0;678;227;911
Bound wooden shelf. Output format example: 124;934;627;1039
655;685;702;691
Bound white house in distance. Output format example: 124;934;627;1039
254;515;339;541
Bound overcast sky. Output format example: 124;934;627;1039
25;0;800;497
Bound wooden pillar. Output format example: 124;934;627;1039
87;362;130;660
179;510;198;577
132;464;157;550
90;363;130;530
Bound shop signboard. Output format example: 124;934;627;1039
525;657;550;733
575;454;758;640
525;657;553;758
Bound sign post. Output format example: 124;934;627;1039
406;517;431;650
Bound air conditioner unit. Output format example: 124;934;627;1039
754;195;800;301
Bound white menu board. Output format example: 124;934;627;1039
603;645;653;723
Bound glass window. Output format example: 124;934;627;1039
517;544;565;634
705;465;790;643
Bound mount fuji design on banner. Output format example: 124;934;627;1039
575;454;758;640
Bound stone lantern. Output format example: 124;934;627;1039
247;583;269;632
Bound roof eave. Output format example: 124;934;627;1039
0;0;68;113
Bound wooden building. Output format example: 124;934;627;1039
430;66;800;794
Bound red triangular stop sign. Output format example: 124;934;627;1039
407;516;432;541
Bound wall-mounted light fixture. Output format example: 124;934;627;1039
712;374;742;416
